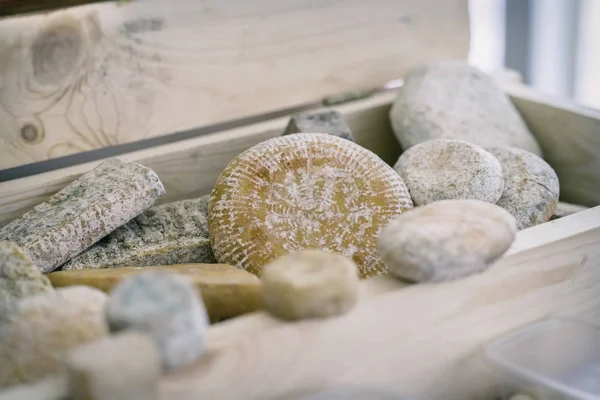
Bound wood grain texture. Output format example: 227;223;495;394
2;206;597;400
0;92;400;228
2;82;600;228
158;206;600;400
505;84;600;207
0;0;470;169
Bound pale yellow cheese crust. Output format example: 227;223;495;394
208;133;414;279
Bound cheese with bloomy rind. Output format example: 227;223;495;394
378;199;517;283
389;60;542;156
0;159;165;273
0;286;108;388
0;241;53;303
61;197;215;271
486;147;560;230
105;271;209;371
260;249;359;321
208;133;414;279
283;110;355;142
48;263;261;322
394;139;504;205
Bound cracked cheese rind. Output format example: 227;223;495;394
486;147;559;230
208;133;414;279
0;159;165;273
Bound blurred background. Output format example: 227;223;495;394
469;0;599;109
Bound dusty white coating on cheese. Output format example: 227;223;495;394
260;249;359;321
0;286;108;388
394;139;505;205
0;159;165;273
389;60;542;156
487;146;560;230
378;199;517;283
208;133;414;279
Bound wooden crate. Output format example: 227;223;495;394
0;1;599;399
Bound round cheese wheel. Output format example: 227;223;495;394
208;133;413;279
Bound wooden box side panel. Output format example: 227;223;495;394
505;84;600;207
0;92;400;227
2;82;600;228
0;0;470;170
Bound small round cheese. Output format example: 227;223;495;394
394;139;504;205
260;249;359;321
378;199;517;282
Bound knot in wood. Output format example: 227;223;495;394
31;23;83;85
20;123;43;144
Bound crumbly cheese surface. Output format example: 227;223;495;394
208;133;414;279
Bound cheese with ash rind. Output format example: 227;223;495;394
105;271;209;371
61;197;215;270
283;110;355;142
0;159;165;273
208;133;414;279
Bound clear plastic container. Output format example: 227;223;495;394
485;317;600;400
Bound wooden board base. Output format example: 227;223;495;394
1;206;599;400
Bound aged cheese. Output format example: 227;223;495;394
49;263;261;322
394;139;504;205
487;147;560;230
378;199;517;283
283;110;355;142
0;159;165;273
208;133;414;279
389;60;542;156
0;286;108;388
105;271;209;371
61;197;215;271
260;249;359;321
0;241;53;303
65;331;160;400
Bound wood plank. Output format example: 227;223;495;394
2;81;600;228
0;0;469;169
0;91;400;228
3;206;597;399
505;83;600;207
156;206;600;400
